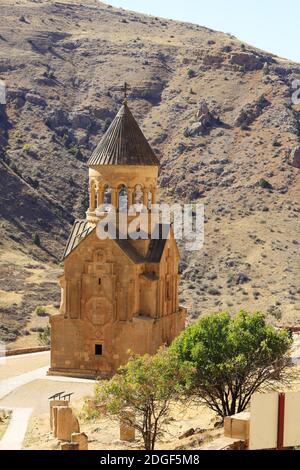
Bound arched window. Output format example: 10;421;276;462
148;189;153;209
118;184;128;211
104;185;112;210
94;184;98;210
133;184;144;212
133;184;143;204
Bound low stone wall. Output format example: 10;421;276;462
5;346;50;356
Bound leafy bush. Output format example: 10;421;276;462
171;311;292;419
35;306;48;317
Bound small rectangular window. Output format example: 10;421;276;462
98;278;101;285
95;344;102;355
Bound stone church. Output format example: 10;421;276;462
48;99;186;379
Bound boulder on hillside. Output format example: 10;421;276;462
203;54;224;67
184;122;204;138
230;52;264;71
7;88;27;102
25;93;47;107
70;112;91;130
45;109;70;129
234;96;270;127
290;146;300;169
184;100;219;137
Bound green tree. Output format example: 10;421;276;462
93;348;191;450
171;311;292;419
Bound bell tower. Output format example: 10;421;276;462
86;99;159;225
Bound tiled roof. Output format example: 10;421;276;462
88;102;160;166
63;219;93;259
63;221;169;264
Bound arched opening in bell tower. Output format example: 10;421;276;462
104;185;112;211
118;184;128;211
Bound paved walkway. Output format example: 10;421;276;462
0;366;48;401
0;407;33;450
0;352;94;449
0;351;50;381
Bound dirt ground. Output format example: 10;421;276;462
1;350;300;450
23;367;300;450
23;398;218;450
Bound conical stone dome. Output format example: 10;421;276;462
88;102;159;166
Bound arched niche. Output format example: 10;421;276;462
118;184;128;211
148;189;153;209
104;184;112;210
133;184;144;204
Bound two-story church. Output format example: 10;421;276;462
48;98;186;379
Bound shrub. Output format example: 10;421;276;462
207;287;221;296
102;118;111;132
32;232;40;246
187;69;197;79
38;325;51;346
27;177;39;189
257;95;269;109
35;306;48;317
241;122;250;131
259;178;273;190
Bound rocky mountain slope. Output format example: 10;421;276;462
0;0;299;345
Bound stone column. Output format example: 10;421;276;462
111;187;117;208
127;188;134;207
143;188;149;208
89;183;95;211
152;188;157;205
97;186;104;206
56;406;80;441
50;400;68;431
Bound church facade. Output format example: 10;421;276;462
48;101;186;379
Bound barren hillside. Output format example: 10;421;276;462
0;0;299;345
